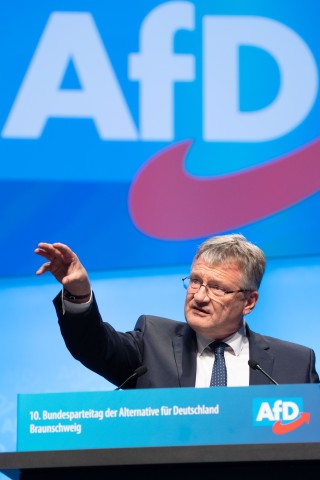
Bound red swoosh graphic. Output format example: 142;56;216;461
272;412;310;434
129;138;320;240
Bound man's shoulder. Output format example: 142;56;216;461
248;326;312;353
135;314;187;333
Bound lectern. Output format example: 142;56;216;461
1;384;320;479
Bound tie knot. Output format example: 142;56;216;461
210;341;227;355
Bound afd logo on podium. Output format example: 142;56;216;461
252;397;310;435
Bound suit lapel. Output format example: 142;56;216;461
172;324;197;387
247;326;275;385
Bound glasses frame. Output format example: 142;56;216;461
182;276;253;297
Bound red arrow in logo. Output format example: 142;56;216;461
272;412;310;434
129;138;320;240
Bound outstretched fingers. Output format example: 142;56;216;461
35;242;75;263
34;242;76;282
35;261;52;276
34;242;89;291
51;243;78;263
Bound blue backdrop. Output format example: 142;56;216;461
0;0;319;462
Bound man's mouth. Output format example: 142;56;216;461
192;305;209;315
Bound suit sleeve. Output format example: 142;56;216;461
53;291;143;387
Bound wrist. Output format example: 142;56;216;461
63;288;91;302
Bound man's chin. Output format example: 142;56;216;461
186;313;211;329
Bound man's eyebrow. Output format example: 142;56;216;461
191;274;220;284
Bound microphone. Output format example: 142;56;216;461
248;360;278;385
114;365;148;390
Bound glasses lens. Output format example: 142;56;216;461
183;277;226;297
207;285;225;297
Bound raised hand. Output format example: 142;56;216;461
34;242;91;296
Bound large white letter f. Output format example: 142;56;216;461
129;1;195;140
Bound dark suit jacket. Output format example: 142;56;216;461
54;293;319;388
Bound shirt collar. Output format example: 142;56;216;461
196;323;247;357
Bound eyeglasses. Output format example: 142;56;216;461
182;276;252;298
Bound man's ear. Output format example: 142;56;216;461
243;291;259;316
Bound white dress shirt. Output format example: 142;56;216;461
195;325;250;387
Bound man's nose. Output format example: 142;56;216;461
194;284;209;300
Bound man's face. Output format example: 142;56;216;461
184;257;258;340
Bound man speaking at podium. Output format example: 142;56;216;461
35;233;319;389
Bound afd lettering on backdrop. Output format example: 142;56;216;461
0;1;319;276
2;6;317;142
253;397;311;434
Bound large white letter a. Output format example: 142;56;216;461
2;12;137;140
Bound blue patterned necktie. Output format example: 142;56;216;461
210;341;228;386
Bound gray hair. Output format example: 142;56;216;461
193;233;266;290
